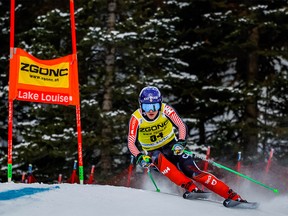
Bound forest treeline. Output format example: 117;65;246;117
0;0;288;183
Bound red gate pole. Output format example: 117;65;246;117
236;151;242;183
126;155;134;187
58;174;62;184
264;148;274;184
69;0;84;184
87;165;96;184
265;149;274;174
7;0;16;183
236;152;241;172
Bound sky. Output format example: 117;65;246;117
0;178;287;216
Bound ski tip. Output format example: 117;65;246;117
183;191;212;200
223;199;259;209
183;191;189;199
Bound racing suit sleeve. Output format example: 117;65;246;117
127;115;141;157
163;104;187;141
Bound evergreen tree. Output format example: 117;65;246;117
0;1;11;180
1;0;288;183
182;0;288;163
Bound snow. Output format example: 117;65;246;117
0;181;287;216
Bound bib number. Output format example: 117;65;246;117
150;132;163;142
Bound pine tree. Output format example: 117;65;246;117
0;2;11;180
183;0;288;163
2;0;288;183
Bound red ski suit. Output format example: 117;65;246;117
128;103;240;200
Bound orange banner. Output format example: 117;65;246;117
9;48;79;106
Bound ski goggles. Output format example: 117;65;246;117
141;103;161;112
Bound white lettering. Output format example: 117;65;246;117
18;90;39;100
41;93;69;103
17;90;69;105
205;175;211;184
211;179;217;185
161;167;170;175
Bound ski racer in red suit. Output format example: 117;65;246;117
128;86;246;202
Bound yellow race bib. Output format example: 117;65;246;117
133;104;175;151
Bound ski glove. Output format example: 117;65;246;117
172;140;187;155
136;154;152;168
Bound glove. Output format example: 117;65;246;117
172;140;187;155
136;154;152;168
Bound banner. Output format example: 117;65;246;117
7;0;84;184
9;48;80;106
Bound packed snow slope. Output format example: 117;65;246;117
0;182;287;216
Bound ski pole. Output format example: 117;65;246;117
147;166;160;192
184;150;279;194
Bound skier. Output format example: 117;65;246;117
127;86;246;202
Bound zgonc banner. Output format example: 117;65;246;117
9;48;80;106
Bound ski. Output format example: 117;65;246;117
223;199;259;209
151;190;259;209
183;191;212;200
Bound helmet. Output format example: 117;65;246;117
139;86;162;112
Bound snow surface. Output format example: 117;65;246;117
0;181;287;216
